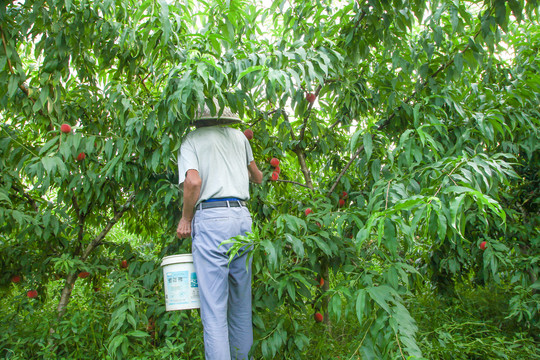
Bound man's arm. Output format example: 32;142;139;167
176;169;202;239
248;160;263;184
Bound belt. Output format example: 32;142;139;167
196;200;246;211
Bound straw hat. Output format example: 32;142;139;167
194;99;242;127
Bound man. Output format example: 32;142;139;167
176;101;263;360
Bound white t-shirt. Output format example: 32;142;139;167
178;126;254;205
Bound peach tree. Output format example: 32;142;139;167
1;0;539;359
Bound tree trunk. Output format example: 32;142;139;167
56;273;78;319
295;149;313;190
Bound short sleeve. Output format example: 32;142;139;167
244;136;254;165
178;138;198;184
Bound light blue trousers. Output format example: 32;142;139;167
192;205;253;360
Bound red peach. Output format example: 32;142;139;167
27;290;38;298
270;158;279;167
480;241;487;251
244;129;254;140
120;260;128;268
271;171;279;181
76;152;86;161
78;271;90;279
11;275;21;283
305;208;313;216
314;312;323;322
306;93;316;104
60;124;72;133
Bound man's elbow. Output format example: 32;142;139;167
184;173;202;191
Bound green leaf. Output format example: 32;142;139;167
310;235;332;256
284;234;304;258
449;194;465;231
355;289;367;322
39;137;59;155
363;133;372;161
0;189;12;205
128;330;150;338
367;285;394;314
330;294;342;321
261;239;277;268
237;65;264;83
350;129;362;152
8;76;18;98
41;156;56;174
159;0;170;43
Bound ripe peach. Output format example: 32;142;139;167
244;129;253;140
60;124;72;133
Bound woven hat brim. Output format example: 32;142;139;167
194;117;242;127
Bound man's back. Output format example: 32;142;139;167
179;126;254;204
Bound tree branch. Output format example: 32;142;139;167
56;192;136;320
273;179;312;189
10;183;39;212
71;195;86;257
282;111;297;142
0;25;32;98
81;192;136;261
326;144;364;197
294;148;314;190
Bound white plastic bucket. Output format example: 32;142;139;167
161;254;200;311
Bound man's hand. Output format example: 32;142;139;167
176;217;192;239
248;160;263;184
176;169;201;239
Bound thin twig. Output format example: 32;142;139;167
273;179;312;189
429;161;461;203
396;332;406;360
0;26;13;73
0;25;31;98
282;111;297;141
349;317;375;359
0;126;39;157
327;144;364;197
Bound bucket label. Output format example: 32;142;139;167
190;272;198;288
165;270;190;306
190;272;199;298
